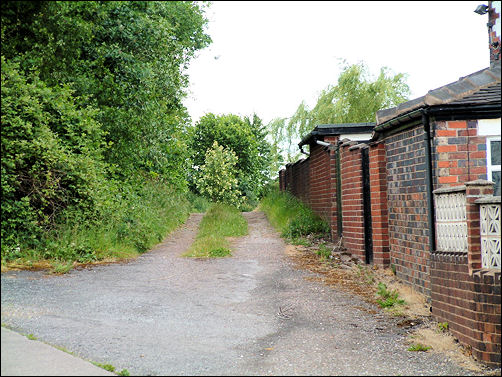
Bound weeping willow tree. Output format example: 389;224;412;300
268;61;410;162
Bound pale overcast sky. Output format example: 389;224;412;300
183;1;492;125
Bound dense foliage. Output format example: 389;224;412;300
2;1;211;185
1;58;109;248
1;1;211;263
196;141;242;207
268;61;410;161
188;113;274;208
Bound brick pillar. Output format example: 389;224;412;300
279;169;285;191
325;136;339;240
340;141;366;261
369;142;390;266
465;180;495;274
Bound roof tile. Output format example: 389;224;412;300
376;61;501;126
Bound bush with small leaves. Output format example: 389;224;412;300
196;141;242;207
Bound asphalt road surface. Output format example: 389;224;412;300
1;212;483;376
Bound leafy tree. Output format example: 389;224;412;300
1;1;211;188
308;61;410;125
196;141;242;207
268;61;410;160
243;113;275;197
1;57;109;249
1;1;211;258
189;113;274;205
267;116;302;163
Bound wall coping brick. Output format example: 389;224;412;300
475;196;501;204
431;250;468;264
433;185;466;194
472;268;501;279
466;179;496;187
341;140;358;148
348;143;369;151
431;250;468;256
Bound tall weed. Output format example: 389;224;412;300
259;186;330;240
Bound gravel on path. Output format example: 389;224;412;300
1;211;486;376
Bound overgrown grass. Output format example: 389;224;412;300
1;181;210;272
239;198;259;212
50;261;74;275
186;191;212;213
291;237;313;247
259;186;330;241
183;203;248;258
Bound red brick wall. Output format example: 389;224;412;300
369;142;390;266
431;253;501;368
471;270;501;368
290;158;310;204
433;120;488;188
283;138;390;265
309;141;335;224
278;121;501;368
384;125;430;296
327;137;340;240
340;142;366;261
279;138;339;240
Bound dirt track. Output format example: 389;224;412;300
1;211;486;375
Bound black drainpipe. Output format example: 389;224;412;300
422;109;436;253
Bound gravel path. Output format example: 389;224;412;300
1;211;484;376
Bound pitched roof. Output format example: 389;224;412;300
376;61;501;126
447;81;501;105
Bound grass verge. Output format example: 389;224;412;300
259;186;330;241
1;182;210;273
183;203;248;258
